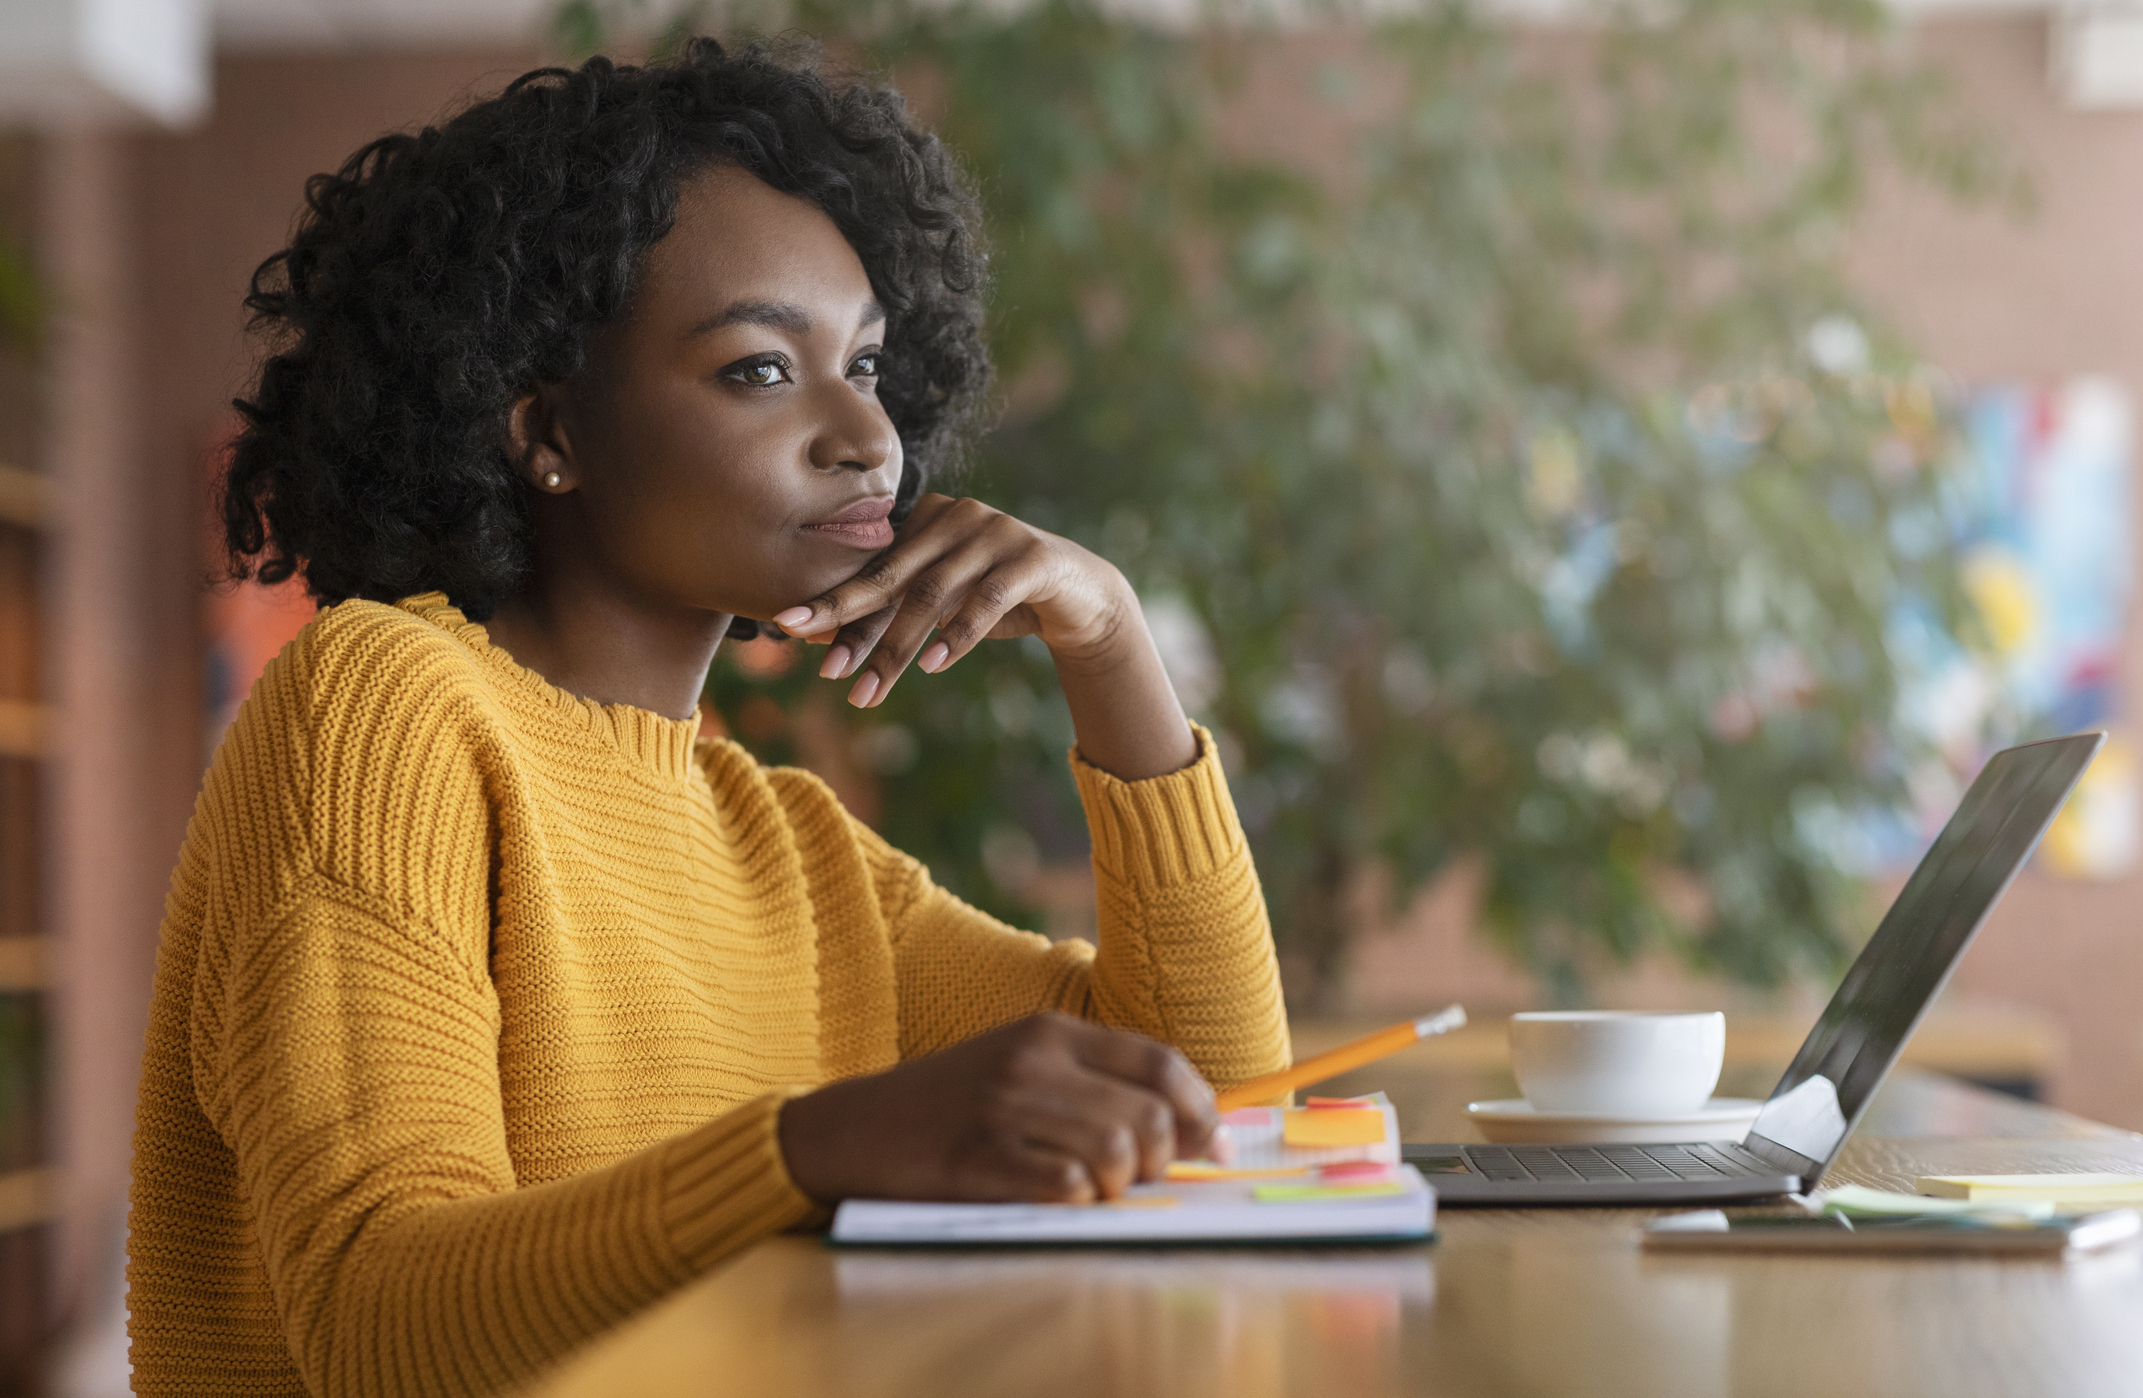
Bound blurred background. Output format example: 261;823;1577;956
4;0;2143;1389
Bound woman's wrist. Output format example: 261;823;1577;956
777;1081;857;1206
1051;586;1199;781
1041;570;1144;675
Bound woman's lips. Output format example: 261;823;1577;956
801;496;896;550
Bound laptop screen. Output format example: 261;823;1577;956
1745;733;2102;1176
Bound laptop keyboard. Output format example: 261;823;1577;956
1464;1143;1756;1183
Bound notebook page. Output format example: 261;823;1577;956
829;1166;1435;1245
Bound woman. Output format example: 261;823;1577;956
128;40;1288;1398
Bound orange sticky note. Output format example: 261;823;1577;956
1282;1107;1388;1149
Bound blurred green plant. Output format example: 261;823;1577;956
563;0;2015;1003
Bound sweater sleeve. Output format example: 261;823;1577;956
884;725;1291;1092
191;871;816;1398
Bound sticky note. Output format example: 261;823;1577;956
1317;1161;1398;1183
1164;1162;1311;1182
1254;1182;1410;1203
1282;1107;1388;1149
1221;1108;1279;1128
1304;1096;1379;1109
1916;1174;2143;1203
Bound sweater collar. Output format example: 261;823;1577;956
396;592;704;783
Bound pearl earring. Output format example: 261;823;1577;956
542;472;561;490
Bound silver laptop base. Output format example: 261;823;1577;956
1404;1141;1801;1206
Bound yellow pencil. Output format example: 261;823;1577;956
1215;1004;1467;1112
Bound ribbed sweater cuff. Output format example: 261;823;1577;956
659;1090;822;1271
1071;725;1245;890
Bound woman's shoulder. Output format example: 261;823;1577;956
283;591;495;700
228;592;507;789
252;591;514;730
190;594;507;971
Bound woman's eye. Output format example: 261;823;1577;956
849;353;880;379
724;356;792;388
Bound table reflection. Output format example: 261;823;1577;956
828;1249;1432;1398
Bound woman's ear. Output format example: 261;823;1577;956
504;387;578;495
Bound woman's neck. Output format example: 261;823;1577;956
483;577;731;721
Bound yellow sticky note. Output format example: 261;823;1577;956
1282;1107;1387;1149
1254;1182;1409;1203
1163;1162;1311;1182
1917;1174;2143;1204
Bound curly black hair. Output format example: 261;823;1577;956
223;38;992;628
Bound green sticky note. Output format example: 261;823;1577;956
1253;1182;1410;1204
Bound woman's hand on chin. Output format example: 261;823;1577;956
771;493;1137;708
774;1013;1228;1206
771;492;1197;780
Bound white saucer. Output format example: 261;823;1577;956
1465;1097;1765;1145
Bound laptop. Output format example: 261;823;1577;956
1404;731;2104;1206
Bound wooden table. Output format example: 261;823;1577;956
514;1066;2143;1398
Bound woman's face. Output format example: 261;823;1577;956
546;163;903;623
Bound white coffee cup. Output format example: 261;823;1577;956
1508;1011;1725;1116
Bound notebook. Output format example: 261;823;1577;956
828;1093;1435;1246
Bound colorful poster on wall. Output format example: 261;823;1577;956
1899;377;2135;878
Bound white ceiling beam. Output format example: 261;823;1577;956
0;0;212;126
2053;3;2143;107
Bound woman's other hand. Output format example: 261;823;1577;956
775;1013;1227;1205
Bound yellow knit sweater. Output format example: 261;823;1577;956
126;593;1290;1397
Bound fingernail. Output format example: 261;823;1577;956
773;607;814;631
848;671;880;708
1210;1125;1237;1165
818;645;850;680
919;641;950;674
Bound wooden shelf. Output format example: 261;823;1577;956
0;700;48;759
0;938;41;992
0;467;49;531
0;1169;49;1234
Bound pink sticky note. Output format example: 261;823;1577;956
1221;1107;1278;1128
1318;1161;1398;1183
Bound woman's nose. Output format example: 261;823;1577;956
810;382;899;475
